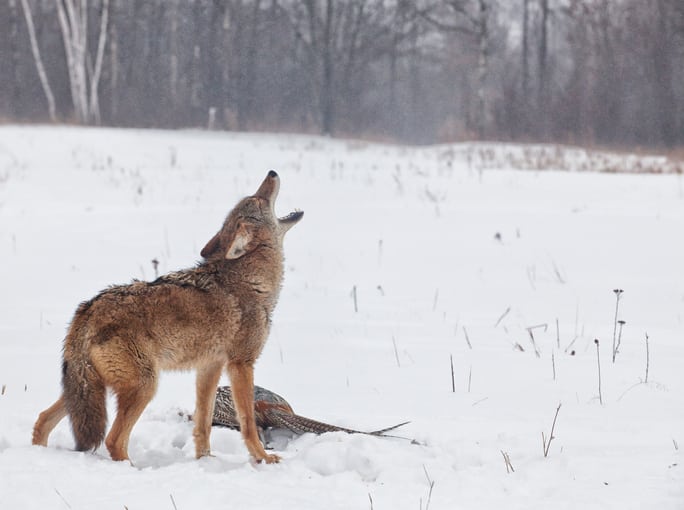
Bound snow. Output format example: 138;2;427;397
0;126;682;509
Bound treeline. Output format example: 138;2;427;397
1;0;682;146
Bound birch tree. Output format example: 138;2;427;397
55;0;110;124
19;0;57;121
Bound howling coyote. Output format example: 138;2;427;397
32;171;302;464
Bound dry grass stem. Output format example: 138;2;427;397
542;403;562;457
494;307;510;327
595;339;603;405
501;450;515;473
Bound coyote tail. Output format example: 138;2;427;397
61;315;107;451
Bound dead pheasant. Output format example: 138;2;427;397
212;385;409;437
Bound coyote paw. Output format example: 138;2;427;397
195;449;213;459
256;453;281;464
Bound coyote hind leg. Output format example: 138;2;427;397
105;379;157;462
32;396;68;446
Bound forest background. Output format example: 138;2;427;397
1;0;682;148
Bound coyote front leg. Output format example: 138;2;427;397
227;362;280;464
193;362;224;458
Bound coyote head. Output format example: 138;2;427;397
201;171;303;260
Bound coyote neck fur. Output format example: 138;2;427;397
223;244;283;292
151;244;283;300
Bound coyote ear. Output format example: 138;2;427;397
200;232;221;259
224;222;254;260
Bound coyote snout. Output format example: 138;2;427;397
32;171;302;464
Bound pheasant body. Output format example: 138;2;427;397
212;385;407;437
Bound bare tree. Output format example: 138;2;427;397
522;0;529;109
281;0;409;135
421;0;493;138
7;0;23;117
55;0;110;124
653;0;676;146
20;0;57;121
537;0;549;114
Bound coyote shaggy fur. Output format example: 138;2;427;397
32;171;302;464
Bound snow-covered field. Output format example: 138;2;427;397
0;126;682;509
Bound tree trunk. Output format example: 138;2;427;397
56;0;88;123
244;0;263;127
522;0;529;131
108;0;119;122
475;0;489;139
206;0;225;128
20;0;57;121
321;0;335;135
538;0;549;117
654;0;676;147
88;0;110;125
9;0;22;118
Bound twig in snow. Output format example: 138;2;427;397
463;326;472;350
368;493;374;510
551;259;565;284
494;307;510;328
54;488;72;509
392;336;401;367
617;381;643;402
564;335;578;355
351;285;358;313
611;289;624;363
170;494;179;510
1;384;5;396
392;172;404;195
552;351;556;381
542;403;562;457
595;339;603;405
614;320;626;360
526;324;546;358
424;188;442;216
422;465;435;510
673;439;679;451
449;354;455;393
555;318;560;349
432;289;439;311
526;265;537;289
501;450;515;473
644;332;650;384
467;365;472;393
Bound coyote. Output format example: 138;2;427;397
32;170;302;464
